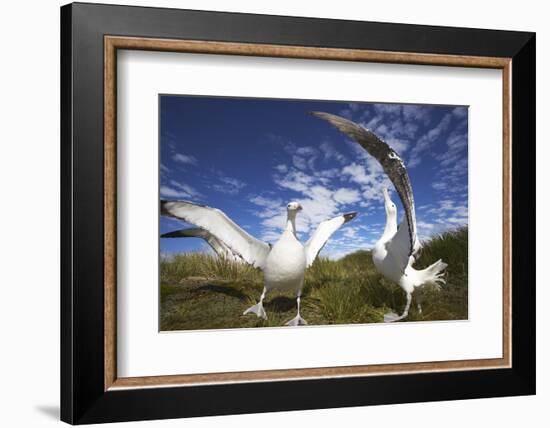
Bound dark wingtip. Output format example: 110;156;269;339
309;111;333;120
160;199;170;216
343;212;358;223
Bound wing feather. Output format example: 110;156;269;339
161;227;242;261
161;200;270;269
304;212;357;267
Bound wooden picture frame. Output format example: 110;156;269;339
61;2;535;424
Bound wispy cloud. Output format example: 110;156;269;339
341;162;392;207
428;198;468;227
408;113;452;168
212;173;246;195
160;180;202;199
173;152;198;166
431;181;447;191
274;164;288;173
160;186;191;199
319;141;348;164
333;188;361;204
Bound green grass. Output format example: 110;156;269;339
160;227;468;331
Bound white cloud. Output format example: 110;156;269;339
256;162;366;244
169;180;201;198
296;146;317;157
432;181;447;191
365;115;382;130
417;220;438;241
333;188;361;204
428;199;468;228
160;186;190;199
274;169;314;193
408;113;452;168
319;141;347;164
161;180;201;200
402;105;433;125
274;164;288;173
452;106;468;118
292;155;308;170
341;162;391;205
373;103;402;116
430;129;468;196
212;174;246;195
341;163;370;185
385;137;409;153
173;153;198;166
284;145;319;171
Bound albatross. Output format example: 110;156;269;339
311;111;447;322
375;188;447;321
161;199;357;326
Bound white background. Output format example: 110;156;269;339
118;51;503;377
0;0;546;427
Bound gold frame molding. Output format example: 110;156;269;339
104;36;512;391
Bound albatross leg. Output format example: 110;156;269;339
285;294;308;326
243;287;268;320
415;290;423;315
384;292;412;323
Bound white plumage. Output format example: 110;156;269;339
375;189;447;322
161;199;357;326
162;200;270;269
161;227;244;262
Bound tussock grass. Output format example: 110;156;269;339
161;253;262;284
160;227;468;331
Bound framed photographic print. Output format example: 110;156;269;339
60;2;536;424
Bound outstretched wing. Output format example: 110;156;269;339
161;200;271;269
311;111;418;257
304;212;357;267
161;227;243;261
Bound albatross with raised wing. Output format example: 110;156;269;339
311;111;447;322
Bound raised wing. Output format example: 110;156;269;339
161;227;243;261
161;200;271;269
311;111;418;257
385;214;422;273
304;212;357;267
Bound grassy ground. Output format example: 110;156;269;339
160;227;468;331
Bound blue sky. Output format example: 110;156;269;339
160;95;468;259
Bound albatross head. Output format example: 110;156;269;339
383;188;397;220
286;201;303;214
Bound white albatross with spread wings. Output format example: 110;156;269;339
161;199;357;326
311;111;447;322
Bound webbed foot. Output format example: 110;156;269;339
384;312;406;323
285;315;307;326
243;302;267;320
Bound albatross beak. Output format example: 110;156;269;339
382;188;390;202
343;212;358;223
